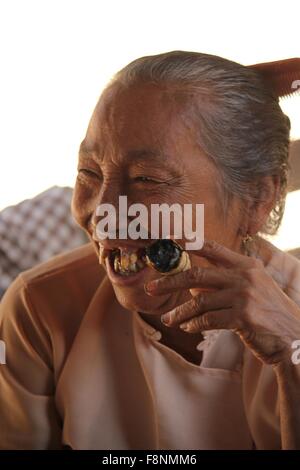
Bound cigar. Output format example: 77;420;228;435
144;239;191;275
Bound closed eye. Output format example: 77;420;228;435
78;168;102;179
133;176;168;184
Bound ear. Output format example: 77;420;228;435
246;175;281;235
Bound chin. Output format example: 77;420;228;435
112;284;167;314
112;283;189;316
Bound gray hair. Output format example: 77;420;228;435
110;51;291;235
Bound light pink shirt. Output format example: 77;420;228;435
1;241;300;449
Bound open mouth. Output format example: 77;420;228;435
99;239;190;277
110;247;147;276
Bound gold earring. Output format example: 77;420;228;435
242;233;254;255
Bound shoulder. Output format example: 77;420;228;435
15;242;105;317
0;243;105;373
20;242;101;286
12;241;104;323
253;237;300;303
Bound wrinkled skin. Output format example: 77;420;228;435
72;80;300;369
146;239;300;367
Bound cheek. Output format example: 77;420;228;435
204;219;239;251
186;201;243;267
200;197;242;249
71;179;99;229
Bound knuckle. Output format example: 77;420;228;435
171;306;184;322
246;258;260;269
174;301;194;323
189;316;203;330
168;275;179;289
159;277;173;291
240;285;255;303
206;240;220;254
188;267;203;284
201;313;212;329
254;258;264;269
245;268;257;283
192;294;206;312
244;266;263;284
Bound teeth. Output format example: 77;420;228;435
130;263;138;273
137;259;144;269
112;248;145;274
114;256;120;273
121;253;130;270
98;244;110;265
130;253;138;263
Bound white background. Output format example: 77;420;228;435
0;0;299;248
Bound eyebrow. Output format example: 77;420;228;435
79;142;167;160
78;141;183;175
125;149;170;163
78;141;99;159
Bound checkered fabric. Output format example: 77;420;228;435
0;186;88;297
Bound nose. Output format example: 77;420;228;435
90;180;121;228
91;177;137;240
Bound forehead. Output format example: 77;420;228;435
83;82;197;164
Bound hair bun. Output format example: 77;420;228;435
248;58;300;98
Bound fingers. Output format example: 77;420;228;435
145;266;241;295
190;240;262;269
161;288;237;327
179;309;238;333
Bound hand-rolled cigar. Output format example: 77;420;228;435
145;239;191;275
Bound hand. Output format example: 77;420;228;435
144;240;300;367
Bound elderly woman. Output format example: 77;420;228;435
0;51;300;450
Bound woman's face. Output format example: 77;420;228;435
72;82;245;315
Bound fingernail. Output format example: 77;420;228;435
161;313;170;325
179;322;189;330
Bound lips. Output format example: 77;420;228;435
97;239;190;278
95;240;148;276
